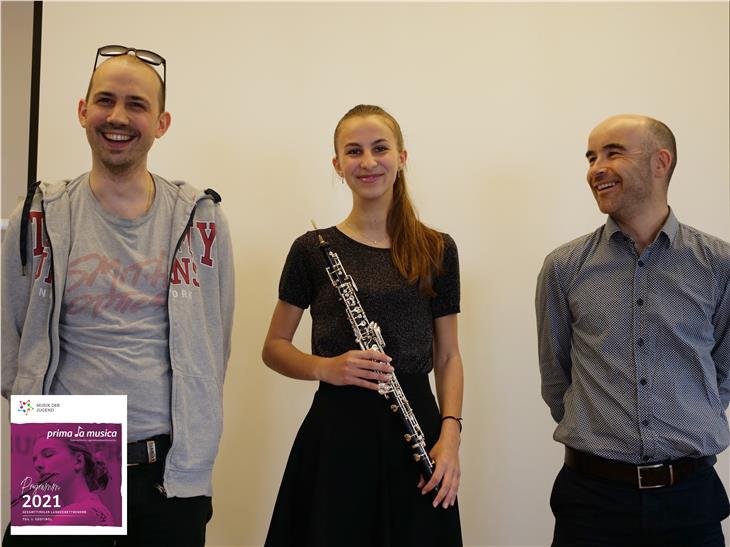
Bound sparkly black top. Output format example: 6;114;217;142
279;227;460;374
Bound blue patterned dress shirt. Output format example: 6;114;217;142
536;209;730;464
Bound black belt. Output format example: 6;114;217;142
128;434;171;466
564;447;716;489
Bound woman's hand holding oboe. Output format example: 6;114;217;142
315;350;394;391
419;423;461;509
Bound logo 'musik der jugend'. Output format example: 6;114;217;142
17;400;33;415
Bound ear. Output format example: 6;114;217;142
78;99;88;128
652;148;672;180
156;111;172;139
399;149;408;170
332;156;343;177
73;452;84;472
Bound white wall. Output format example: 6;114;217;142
3;2;729;546
1;1;34;219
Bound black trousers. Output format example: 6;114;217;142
551;463;730;547
3;460;212;547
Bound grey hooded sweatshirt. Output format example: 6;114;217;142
2;174;235;497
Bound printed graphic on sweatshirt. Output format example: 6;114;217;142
27;213;217;307
29;211;53;287
169;222;217;298
64;250;169;320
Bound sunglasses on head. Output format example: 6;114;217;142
93;45;166;97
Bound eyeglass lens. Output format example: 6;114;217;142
98;45;164;66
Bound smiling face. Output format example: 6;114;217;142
78;56;170;176
585;116;666;221
332;115;407;206
32;438;81;488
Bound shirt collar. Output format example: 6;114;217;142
604;207;679;245
661;208;679;243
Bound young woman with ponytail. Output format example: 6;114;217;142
262;104;463;547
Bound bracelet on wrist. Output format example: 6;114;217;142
441;415;463;432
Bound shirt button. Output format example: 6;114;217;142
638;260;645;267
636;298;644;306
642;419;649;426
640;378;647;386
637;338;644;346
643;455;650;461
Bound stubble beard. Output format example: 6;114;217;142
91;136;147;177
101;155;137;176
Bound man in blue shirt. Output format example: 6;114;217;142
536;114;730;546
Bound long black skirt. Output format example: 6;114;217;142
264;373;463;547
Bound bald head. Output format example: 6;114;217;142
591;115;677;183
85;55;165;113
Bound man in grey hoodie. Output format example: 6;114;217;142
2;45;235;546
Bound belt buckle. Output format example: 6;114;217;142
146;440;157;464
637;463;673;489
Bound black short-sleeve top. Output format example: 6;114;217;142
278;227;460;374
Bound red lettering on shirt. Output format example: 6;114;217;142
196;222;216;268
28;211;44;257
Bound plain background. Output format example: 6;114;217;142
1;2;729;546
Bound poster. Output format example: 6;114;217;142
10;395;126;535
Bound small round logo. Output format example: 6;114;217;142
17;400;33;415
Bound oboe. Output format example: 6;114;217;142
314;228;438;491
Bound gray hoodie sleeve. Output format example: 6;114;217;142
215;206;235;371
2;202;36;399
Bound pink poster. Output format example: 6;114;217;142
10;396;126;535
11;422;122;527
